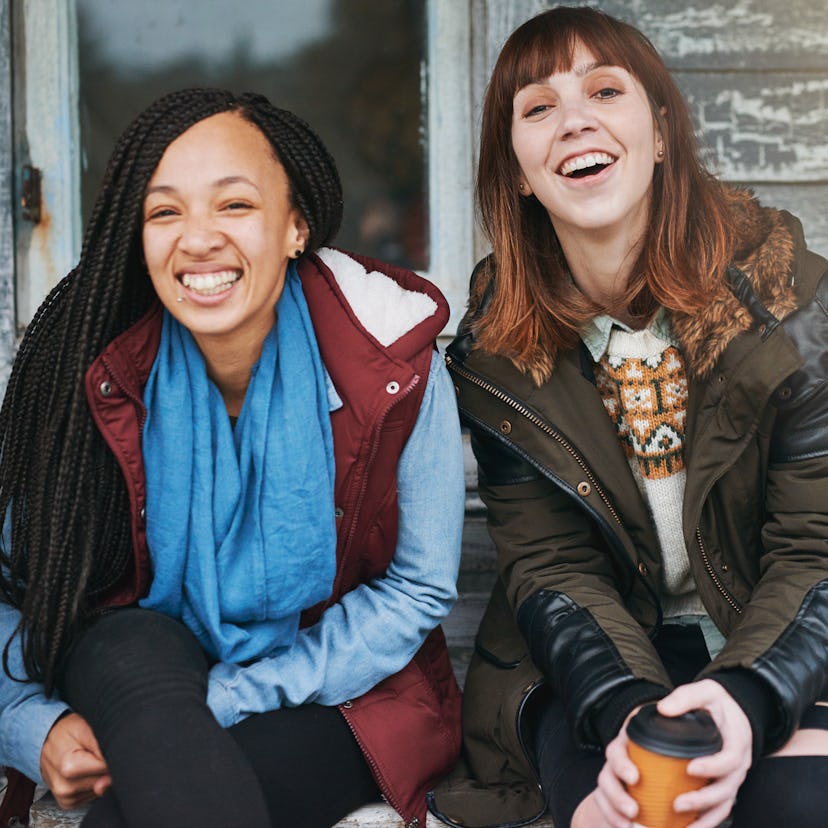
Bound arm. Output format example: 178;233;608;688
472;428;670;749
700;314;828;752
0;600;70;783
207;351;464;726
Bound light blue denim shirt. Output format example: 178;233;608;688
0;349;465;777
206;350;465;724
580;305;678;362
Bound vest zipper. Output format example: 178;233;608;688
695;528;743;613
339;704;416;826
447;354;621;526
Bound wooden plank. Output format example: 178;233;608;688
749;184;828;257
598;0;828;70
675;72;828;182
479;0;828;71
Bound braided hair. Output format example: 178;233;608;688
0;88;343;690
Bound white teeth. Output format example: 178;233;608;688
559;152;616;176
180;270;241;294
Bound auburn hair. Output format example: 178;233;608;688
0;88;343;690
472;6;733;383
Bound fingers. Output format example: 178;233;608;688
592;730;641;827
595;763;638;826
92;774;114;798
654;681;751;827
40;712;112;809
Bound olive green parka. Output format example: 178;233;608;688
430;191;828;827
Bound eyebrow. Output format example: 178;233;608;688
573;60;610;77
520;60;616;92
144;175;261;197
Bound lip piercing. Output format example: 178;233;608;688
176;296;184;303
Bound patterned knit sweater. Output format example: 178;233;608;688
594;326;705;618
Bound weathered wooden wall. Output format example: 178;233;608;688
472;0;828;256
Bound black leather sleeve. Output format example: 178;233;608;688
517;590;665;748
470;430;541;487
750;580;828;750
771;272;828;462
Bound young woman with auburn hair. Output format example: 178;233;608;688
430;7;828;828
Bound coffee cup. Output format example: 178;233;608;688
626;702;722;828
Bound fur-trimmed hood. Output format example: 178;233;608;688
671;187;799;379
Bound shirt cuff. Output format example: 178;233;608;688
709;669;777;762
206;670;239;728
2;697;70;784
592;679;670;748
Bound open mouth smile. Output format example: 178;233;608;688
558;152;617;178
179;269;242;296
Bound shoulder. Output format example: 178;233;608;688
302;247;449;353
672;189;823;379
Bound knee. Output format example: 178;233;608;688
731;756;828;828
58;609;207;712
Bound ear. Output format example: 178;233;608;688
654;107;667;163
289;212;310;256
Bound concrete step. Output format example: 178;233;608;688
32;794;549;827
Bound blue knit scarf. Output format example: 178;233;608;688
140;265;336;663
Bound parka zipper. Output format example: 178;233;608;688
447;353;664;628
447;354;622;526
695;528;743;613
514;680;552;825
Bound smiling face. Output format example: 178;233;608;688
142;111;308;357
511;41;662;249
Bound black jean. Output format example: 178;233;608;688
533;622;828;828
56;608;379;828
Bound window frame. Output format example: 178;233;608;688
11;0;473;333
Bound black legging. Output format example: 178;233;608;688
56;608;380;828
533;622;828;828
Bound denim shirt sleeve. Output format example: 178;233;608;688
0;600;70;782
207;350;465;726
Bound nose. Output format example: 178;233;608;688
558;96;598;139
178;213;224;257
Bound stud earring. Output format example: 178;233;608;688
294;249;303;258
518;182;527;193
657;147;664;159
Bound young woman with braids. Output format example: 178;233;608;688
429;7;828;828
0;88;464;828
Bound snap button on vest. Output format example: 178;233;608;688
499;419;512;434
577;481;590;496
99;380;112;397
638;561;649;576
386;381;400;394
342;700;353;709
334;507;344;519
